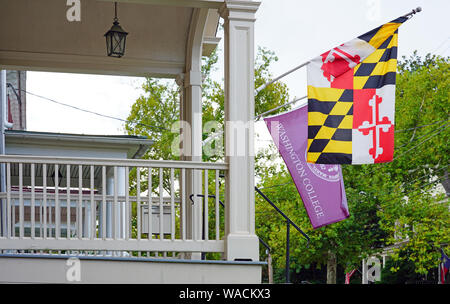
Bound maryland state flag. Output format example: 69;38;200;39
307;16;407;164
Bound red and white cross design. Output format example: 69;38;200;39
357;94;393;160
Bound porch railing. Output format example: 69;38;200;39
0;155;227;258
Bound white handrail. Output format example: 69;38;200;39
0;155;228;170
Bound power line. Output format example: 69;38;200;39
255;97;448;134
397;121;449;149
439;44;450;57
15;86;450;163
430;36;450;54
257;165;449;208
394;123;449;160
257;172;448;217
16;86;447;135
14;87;169;132
395;118;449;133
257;119;448;176
381;179;448;208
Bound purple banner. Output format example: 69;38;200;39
264;105;349;229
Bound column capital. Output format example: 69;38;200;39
184;70;203;87
219;1;261;21
175;73;185;87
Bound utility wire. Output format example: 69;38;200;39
430;36;450;54
258;164;449;195
395;117;449;133
381;179;448;209
257;169;448;218
258;165;448;206
14;87;447;136
15;88;169;132
397;121;449;149
258;120;448;183
394;123;449;160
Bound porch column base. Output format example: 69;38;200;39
225;234;259;262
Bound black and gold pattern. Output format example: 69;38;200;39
307;87;353;164
307;16;406;164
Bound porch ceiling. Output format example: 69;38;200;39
0;0;220;77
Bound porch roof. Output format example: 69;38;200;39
4;130;154;183
0;0;221;77
5;129;153;160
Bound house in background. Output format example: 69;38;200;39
0;0;264;283
5;70;26;131
4;129;154;242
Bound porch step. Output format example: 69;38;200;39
0;254;264;284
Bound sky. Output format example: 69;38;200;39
26;0;450;142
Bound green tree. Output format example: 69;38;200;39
254;53;449;283
376;52;450;276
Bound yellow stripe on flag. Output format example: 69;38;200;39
307;152;321;163
368;22;402;49
388;33;398;48
308;86;344;102
360;49;385;64
307;139;313;151
308;111;328;126
322;140;352;154
353;74;369;90
372;59;398;75
338;116;353;129
315;126;336;139
329;102;353;115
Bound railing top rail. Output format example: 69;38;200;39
0;155;228;170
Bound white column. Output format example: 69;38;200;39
177;73;200;246
220;0;260;261
183;70;203;246
180;8;209;260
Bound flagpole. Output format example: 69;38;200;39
255;95;307;121
402;7;422;18
255;60;310;95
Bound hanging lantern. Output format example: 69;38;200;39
104;2;128;58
